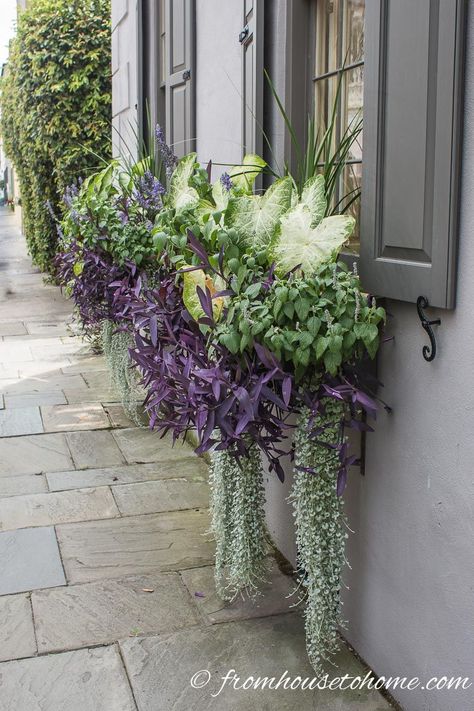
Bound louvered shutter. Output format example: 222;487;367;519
165;0;195;158
240;0;264;157
360;0;465;309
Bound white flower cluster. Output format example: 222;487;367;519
210;443;269;601
290;402;348;674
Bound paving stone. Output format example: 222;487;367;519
0;487;119;531
0;594;37;661
0;433;73;476
113;479;209;516
0;474;47;498
62;355;107;375
0;342;33;363
113;427;195;464
64;387;119;404
31;343;87;361
103;403;139;429
81;370;114;388
46;462;201;491
33;572;199;653
181;561;295;624
25;319;71;337
17;360;72;377
57;509;214;583
4;391;67;408
120;615;392;711
41;403;110;432
0;322;27;337
0;527;65;595
0;407;44;437
0;646;137;711
0;373;86;394
66;430;126;469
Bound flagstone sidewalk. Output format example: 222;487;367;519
0;207;392;710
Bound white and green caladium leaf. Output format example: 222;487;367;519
211;179;229;212
167;153;200;212
226;176;293;250
229;154;266;192
182;269;226;322
272;203;355;275
300;174;327;226
212;154;267;211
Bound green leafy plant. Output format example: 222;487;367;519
0;0;111;271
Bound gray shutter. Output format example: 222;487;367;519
165;0;195;158
240;0;264;157
360;0;465;309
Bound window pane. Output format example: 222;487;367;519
343;63;363;155
341;163;362;252
315;0;340;76
344;0;365;64
314;0;365;254
314;75;339;135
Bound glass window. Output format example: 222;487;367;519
314;0;365;251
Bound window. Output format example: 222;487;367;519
313;0;365;251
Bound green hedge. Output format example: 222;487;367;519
0;0;111;272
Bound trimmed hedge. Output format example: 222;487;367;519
0;0;111;272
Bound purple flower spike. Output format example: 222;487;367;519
133;170;165;212
220;172;232;192
155;124;178;179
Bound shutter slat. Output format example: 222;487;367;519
360;0;465;309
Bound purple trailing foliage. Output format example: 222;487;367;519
55;243;133;337
112;269;295;481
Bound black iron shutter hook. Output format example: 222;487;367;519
416;296;441;362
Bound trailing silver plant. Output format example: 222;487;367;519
101;320;143;425
210;442;269;600
290;400;348;674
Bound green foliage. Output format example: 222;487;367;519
61;163;159;267
210;443;269;600
215;260;385;380
291;403;348;674
0;0;111;271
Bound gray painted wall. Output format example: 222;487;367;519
195;0;242;175
341;5;474;707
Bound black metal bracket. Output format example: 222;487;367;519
239;25;249;43
417;296;441;362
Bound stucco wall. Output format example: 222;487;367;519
341;6;474;711
195;0;242;175
111;0;138;159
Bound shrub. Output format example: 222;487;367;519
0;0;111;271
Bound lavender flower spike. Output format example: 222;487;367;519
220;172;233;192
134;170;165;211
155;124;178;179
